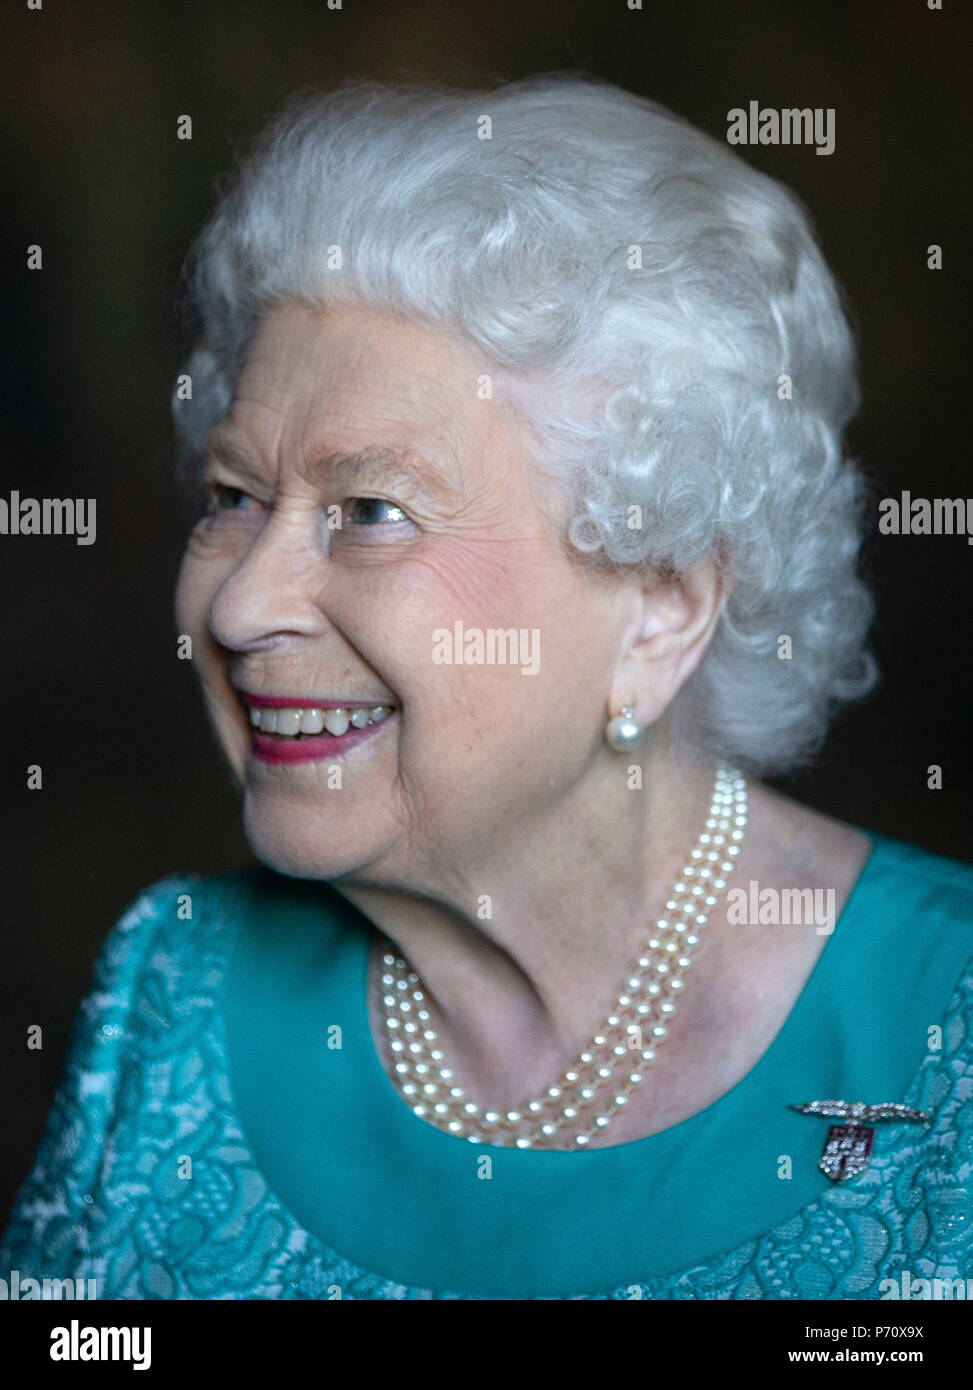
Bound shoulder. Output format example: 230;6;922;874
94;866;288;963
856;828;973;950
86;871;236;997
72;867;289;1062
87;866;354;1017
866;830;973;889
751;783;973;925
848;833;973;1037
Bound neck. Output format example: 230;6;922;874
333;745;723;1111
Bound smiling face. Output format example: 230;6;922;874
175;301;637;885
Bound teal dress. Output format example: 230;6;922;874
3;831;972;1299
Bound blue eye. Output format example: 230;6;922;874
209;483;256;512
349;498;408;525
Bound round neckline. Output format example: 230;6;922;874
351;832;881;1161
217;827;973;1295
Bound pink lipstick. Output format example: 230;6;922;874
240;691;396;765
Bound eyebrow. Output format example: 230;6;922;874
204;439;458;500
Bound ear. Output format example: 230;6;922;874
608;557;727;727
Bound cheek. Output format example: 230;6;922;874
389;535;562;626
355;543;600;752
173;552;202;636
174;544;237;710
174;534;234;641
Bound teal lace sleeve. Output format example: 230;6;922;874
0;875;200;1293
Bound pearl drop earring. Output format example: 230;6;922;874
605;705;645;751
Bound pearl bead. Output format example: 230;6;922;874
605;710;645;751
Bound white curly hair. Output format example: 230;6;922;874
172;74;877;775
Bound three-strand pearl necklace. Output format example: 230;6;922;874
376;768;748;1149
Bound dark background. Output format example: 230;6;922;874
1;0;970;1224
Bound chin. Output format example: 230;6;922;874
242;796;387;882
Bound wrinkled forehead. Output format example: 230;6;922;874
203;301;562;515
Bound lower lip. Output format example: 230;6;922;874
249;713;395;765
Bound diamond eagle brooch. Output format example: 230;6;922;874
790;1100;934;1182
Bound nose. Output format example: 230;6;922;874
208;508;330;652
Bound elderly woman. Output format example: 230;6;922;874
3;75;972;1302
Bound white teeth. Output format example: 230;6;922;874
249;703;394;737
323;708;350;736
276;708;302;735
299;708;325;735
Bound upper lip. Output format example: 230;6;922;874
238;691;393;710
